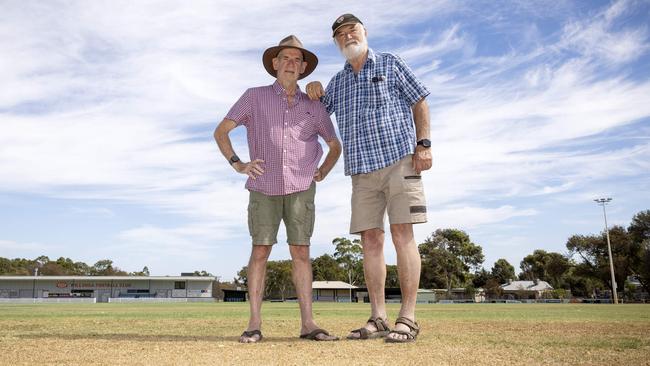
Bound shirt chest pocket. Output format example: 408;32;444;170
292;112;318;140
365;80;393;110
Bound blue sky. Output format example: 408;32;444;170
1;0;649;281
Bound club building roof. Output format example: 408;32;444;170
312;281;357;290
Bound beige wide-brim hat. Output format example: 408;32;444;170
262;35;318;80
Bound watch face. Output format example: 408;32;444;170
229;155;240;164
418;139;431;148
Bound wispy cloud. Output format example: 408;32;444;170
1;0;648;276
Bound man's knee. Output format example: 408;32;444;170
390;223;414;246
361;228;384;254
289;244;310;262
250;245;272;262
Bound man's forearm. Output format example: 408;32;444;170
412;98;430;140
318;139;342;177
214;119;238;161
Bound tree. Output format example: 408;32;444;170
0;257;32;275
471;268;490;289
236;266;248;287
91;259;127;276
386;265;399;288
484;278;504;299
491;259;515;285
636;240;650;294
39;262;65;275
312;254;345;281
519;250;571;289
418;229;485;291
419;243;459;290
54;257;90;275
629;210;650;293
628;210;650;245
566;225;638;296
332;237;364;286
265;260;293;300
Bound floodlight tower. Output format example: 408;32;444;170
594;197;618;304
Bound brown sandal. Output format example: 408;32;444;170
347;317;391;340
385;317;419;343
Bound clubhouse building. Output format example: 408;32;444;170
0;275;214;303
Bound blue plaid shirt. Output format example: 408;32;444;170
322;48;430;176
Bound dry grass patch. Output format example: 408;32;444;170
1;303;649;365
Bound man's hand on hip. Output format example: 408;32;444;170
412;146;432;174
306;81;325;100
313;168;324;182
234;159;265;179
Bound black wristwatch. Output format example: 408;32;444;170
228;154;241;165
416;139;431;148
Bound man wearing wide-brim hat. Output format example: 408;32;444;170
214;35;341;342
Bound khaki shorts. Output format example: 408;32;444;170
248;182;316;245
350;155;427;234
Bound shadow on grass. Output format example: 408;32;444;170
17;333;309;343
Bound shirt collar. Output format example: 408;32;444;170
344;47;376;72
272;80;303;102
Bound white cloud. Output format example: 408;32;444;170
1;0;648;277
559;0;648;64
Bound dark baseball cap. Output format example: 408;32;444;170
331;13;363;37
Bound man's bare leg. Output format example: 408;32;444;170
240;244;272;343
289;244;338;340
386;223;421;341
348;228;388;338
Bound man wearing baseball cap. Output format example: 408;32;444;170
215;35;341;342
306;14;432;343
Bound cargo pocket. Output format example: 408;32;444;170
247;201;258;236
403;175;427;218
305;202;316;237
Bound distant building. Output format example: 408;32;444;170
222;288;248;302
416;289;436;303
431;288;476;303
354;287;404;303
0;276;214;303
501;279;553;300
312;281;357;302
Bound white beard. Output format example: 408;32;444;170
341;38;368;60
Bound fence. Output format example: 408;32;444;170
0;298;97;304
108;297;215;303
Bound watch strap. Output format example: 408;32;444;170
228;154;240;165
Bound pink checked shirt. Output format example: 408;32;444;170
225;81;337;196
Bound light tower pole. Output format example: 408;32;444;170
594;197;618;304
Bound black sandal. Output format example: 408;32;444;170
347;317;391;340
240;329;263;343
300;328;339;341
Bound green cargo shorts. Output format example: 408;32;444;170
247;182;316;245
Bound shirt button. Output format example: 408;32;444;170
285;110;288;113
